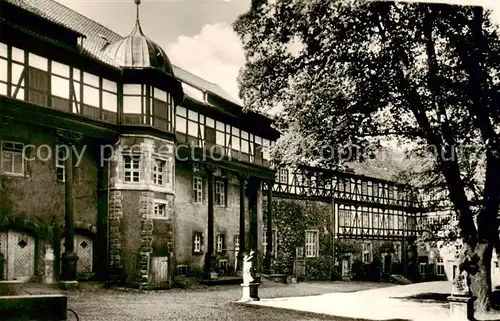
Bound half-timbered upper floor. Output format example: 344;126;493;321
0;0;279;173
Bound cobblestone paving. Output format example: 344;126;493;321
29;281;391;321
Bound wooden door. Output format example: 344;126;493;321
342;257;351;277
61;234;93;275
149;256;169;288
0;231;35;281
384;254;392;273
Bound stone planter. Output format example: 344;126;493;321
0;281;24;296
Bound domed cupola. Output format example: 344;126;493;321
104;0;173;75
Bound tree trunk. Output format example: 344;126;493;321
470;241;493;312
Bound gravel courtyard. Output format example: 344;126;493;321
47;281;390;321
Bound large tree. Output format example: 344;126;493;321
234;0;500;313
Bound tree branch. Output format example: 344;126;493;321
375;2;477;243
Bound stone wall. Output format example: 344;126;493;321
108;190;123;273
0;121;101;281
110;135;175;288
174;162;250;275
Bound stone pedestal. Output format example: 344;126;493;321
60;251;78;282
240;283;260;302
59;280;79;290
0;281;24;296
447;294;475;321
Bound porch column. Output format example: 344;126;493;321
237;173;248;272
57;129;82;285
248;178;259;252
204;164;216;279
264;179;274;274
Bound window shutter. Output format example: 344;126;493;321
222;234;226;254
205;127;216;146
28;67;49;106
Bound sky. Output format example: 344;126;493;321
57;0;500;104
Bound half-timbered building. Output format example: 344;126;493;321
1;0;496;288
0;0;278;288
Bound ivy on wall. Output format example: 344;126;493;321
264;198;333;277
264;197;415;281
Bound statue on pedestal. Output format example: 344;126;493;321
240;250;259;302
242;250;255;286
453;244;476;296
44;245;55;284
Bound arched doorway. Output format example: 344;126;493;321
60;234;94;278
0;230;35;281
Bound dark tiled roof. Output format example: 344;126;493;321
172;66;241;106
6;0;241;106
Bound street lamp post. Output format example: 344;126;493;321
56;129;82;288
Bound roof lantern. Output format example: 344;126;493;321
104;0;173;75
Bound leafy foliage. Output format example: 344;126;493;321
236;0;500;311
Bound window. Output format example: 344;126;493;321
1;141;24;176
419;263;428;275
176;265;188;276
263;228;277;256
152;158;166;186
123;84;144;124
419;256;428;275
394;243;401;262
362;242;372;263
296;246;304;258
388;185;394;201
193;176;203;203
153;202;167;218
193;232;202;254
216;234;225;253
362;211;369;230
361;181;368;195
214;180;225;206
152;88;173;131
305;230;318;258
219;259;228;275
277;168;288;184
123;155;140;183
56;147;66;182
436;257;445;276
373;183;379;198
234;235;240;251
